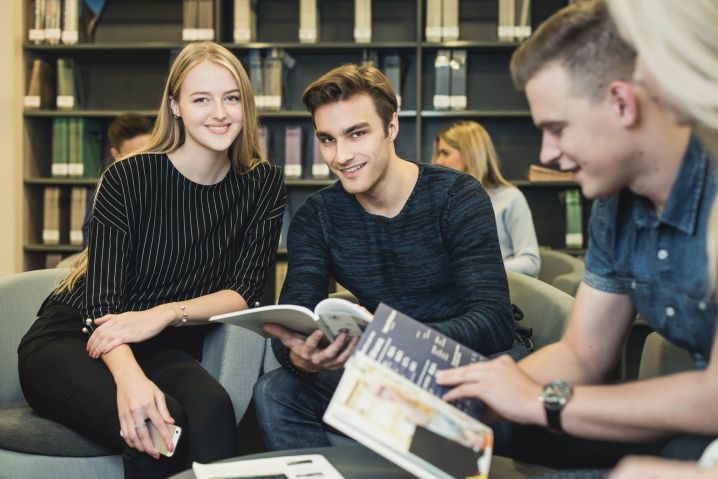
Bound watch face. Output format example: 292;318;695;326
542;381;572;406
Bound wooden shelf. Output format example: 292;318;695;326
25;178;98;186
25;244;83;253
224;42;418;50
284;179;336;187
421;41;520;49
514;180;577;188
24;42;184;52
421;110;531;118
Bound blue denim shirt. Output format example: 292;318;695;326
584;135;717;369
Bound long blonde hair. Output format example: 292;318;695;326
433;121;512;189
58;41;265;292
609;0;718;287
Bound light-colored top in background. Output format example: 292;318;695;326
487;186;541;277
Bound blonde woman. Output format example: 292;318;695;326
607;1;718;476
18;42;285;478
434;121;541;277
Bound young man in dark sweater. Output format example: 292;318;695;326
253;63;519;450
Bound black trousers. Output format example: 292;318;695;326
18;318;238;479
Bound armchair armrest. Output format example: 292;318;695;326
201;324;266;422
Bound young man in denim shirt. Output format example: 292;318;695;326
437;0;718;469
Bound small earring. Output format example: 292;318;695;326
174;113;180;119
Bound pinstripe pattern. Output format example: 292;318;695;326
53;153;286;322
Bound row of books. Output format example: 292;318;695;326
51;118;105;178
234;0;373;44
25;58;80;110
259;125;330;180
248;50;286;111
433;49;467;111
498;0;533;42
182;0;216;42
29;0;82;45
425;0;459;42
42;186;89;246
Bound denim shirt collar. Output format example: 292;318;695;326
633;134;709;234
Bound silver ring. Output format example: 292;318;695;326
135;422;147;429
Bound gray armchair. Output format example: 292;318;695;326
538;249;585;297
0;269;266;478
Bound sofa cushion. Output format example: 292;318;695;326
0;402;115;457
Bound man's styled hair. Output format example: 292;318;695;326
510;0;636;102
302;63;398;135
107;113;152;151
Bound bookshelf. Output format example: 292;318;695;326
22;0;585;296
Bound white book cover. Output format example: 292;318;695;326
210;298;373;342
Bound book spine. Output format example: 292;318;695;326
449;49;467;110
433;50;450;110
42;186;60;244
233;0;253;43
441;0;459;41
299;0;318;43
383;53;402;110
425;0;442;42
29;0;47;44
182;0;199;41
284;126;303;179
565;189;583;248
61;0;79;45
353;0;371;43
311;135;329;178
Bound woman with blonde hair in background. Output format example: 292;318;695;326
608;0;718;477
17;41;286;478
434;120;541;277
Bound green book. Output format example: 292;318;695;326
565;189;583;248
51;118;69;177
81;119;104;179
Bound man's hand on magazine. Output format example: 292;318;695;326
435;355;543;425
263;324;360;373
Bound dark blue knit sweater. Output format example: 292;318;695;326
273;162;514;370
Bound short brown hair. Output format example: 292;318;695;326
107;113;152;150
302;64;398;135
510;0;636;102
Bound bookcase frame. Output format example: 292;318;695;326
22;0;588;282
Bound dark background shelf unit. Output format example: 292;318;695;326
22;0;582;275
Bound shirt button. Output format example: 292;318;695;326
665;306;676;317
81;327;88;334
698;301;707;311
85;318;93;325
657;249;669;260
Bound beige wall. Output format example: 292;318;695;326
0;0;22;275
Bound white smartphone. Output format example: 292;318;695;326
146;422;182;457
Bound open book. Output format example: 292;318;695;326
209;298;373;342
324;303;493;479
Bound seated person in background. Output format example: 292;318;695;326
436;0;718;470
18;41;285;478
434;120;541;277
254;63;524;451
82;113;152;247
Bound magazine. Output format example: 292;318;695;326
323;303;493;479
192;454;344;479
209;298;373;342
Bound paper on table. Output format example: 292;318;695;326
192;454;345;479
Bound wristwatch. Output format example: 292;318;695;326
539;380;573;434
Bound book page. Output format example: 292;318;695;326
314;298;373;341
325;353;492;479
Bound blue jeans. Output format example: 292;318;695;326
253;367;347;451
